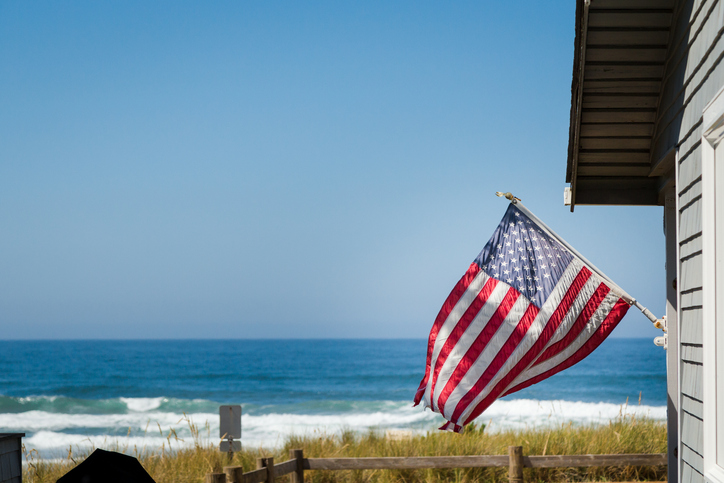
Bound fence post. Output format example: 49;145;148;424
206;473;226;483
508;446;524;483
224;466;244;483
257;457;275;483
290;449;304;483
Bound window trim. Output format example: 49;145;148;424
701;84;724;483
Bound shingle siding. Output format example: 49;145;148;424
651;0;724;475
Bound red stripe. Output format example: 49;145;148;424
449;302;539;422
532;282;610;366
428;277;498;410
501;297;630;397
435;286;520;414
414;263;481;406
455;266;592;425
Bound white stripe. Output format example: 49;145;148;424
457;259;584;424
423;270;490;409
439;290;530;419
506;290;619;387
537;271;601;352
431;280;512;410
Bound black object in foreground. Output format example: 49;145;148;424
57;449;156;483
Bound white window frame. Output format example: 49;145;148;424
701;84;724;483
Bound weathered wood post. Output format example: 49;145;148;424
290;449;304;483
508;446;524;483
205;473;226;483
223;466;244;483
257;457;275;483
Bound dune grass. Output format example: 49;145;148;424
23;414;666;483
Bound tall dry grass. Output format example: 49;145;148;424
23;414;666;483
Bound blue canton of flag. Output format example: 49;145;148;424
475;206;574;308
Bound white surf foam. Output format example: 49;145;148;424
11;399;666;458
480;398;666;430
120;397;166;412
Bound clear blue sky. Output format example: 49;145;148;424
0;1;665;339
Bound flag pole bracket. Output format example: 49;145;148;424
495;192;521;204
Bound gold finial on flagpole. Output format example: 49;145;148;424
495;192;521;204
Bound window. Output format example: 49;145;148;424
701;85;724;483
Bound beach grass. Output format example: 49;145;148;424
23;414;666;483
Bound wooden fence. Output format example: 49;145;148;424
205;446;667;483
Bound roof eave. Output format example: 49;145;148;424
566;0;585;186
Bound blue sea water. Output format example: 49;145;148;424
0;338;666;457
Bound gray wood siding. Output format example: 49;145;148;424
682;393;704;418
681;443;704;476
681;361;703;400
682;460;705;483
650;0;724;478
682;410;704;454
680;307;703;343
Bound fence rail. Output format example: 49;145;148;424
206;447;667;483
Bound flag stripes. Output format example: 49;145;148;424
457;264;596;426
414;263;482;405
414;203;631;432
429;276;501;411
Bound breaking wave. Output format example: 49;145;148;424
3;396;665;458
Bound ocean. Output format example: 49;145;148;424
0;338;666;458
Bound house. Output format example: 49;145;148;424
566;1;724;482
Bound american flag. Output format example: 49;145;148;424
414;202;631;433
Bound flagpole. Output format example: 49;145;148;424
495;192;660;324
